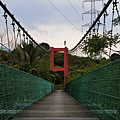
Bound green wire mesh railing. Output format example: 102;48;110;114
0;64;54;120
66;59;120;120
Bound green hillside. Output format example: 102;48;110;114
0;42;109;85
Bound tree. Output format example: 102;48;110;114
83;32;120;58
113;15;120;26
110;53;120;61
40;42;50;50
83;34;107;58
54;52;64;67
12;41;42;66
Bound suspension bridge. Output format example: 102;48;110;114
0;0;120;120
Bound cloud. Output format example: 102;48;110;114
0;0;84;50
2;0;82;26
1;0;119;53
29;23;83;49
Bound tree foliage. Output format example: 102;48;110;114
113;15;120;26
83;31;120;58
0;41;110;84
67;54;108;81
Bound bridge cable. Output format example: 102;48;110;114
0;1;50;53
114;0;120;24
68;0;114;53
2;11;10;50
0;43;11;51
11;20;17;48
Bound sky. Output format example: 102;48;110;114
0;0;120;52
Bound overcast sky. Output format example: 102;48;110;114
0;0;119;51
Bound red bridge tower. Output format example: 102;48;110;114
50;47;68;85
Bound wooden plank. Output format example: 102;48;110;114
12;90;99;120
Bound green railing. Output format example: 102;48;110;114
0;64;53;120
66;59;120;120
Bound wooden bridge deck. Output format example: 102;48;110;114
13;90;99;120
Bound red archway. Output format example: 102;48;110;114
50;47;68;85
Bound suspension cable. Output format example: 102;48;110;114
109;0;115;57
103;8;109;36
2;11;10;50
11;20;17;48
16;27;22;44
0;43;11;51
0;1;50;53
68;0;113;53
114;0;120;25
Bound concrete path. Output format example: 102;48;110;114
13;90;99;120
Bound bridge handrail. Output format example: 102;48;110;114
0;64;53;120
66;59;120;120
